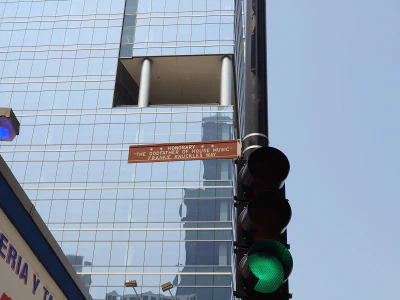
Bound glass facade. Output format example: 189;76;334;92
120;0;235;57
0;0;241;299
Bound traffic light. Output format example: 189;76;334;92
234;146;292;299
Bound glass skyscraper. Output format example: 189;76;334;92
0;0;245;299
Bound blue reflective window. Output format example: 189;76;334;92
92;124;109;144
162;25;178;42
3;3;18;18
35;200;51;222
177;25;191;41
98;200;116;222
109;242;129;265
76;242;95;263
56;162;74;182
107;27;123;43
82;201;100;222
51;29;67;45
114;200;133;222
40;162;57;182
220;23;234;40
69;0;84;14
2;60;18;78
49;200;68;223
83;0;99;14
193;0;206;11
118;163;136;182
65;201;84;222
147;200;166;221
97;0;112;14
179;0;192;11
144;242;162;266
16;1;32;16
87;161;106;182
127;241;146;265
131;200;149;222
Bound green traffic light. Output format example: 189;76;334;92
245;239;293;294
248;252;285;293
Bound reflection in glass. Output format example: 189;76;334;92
1;0;236;298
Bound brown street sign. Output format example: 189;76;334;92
128;140;240;163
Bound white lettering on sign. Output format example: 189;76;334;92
144;146;233;161
128;140;240;163
167;145;196;150
213;147;231;152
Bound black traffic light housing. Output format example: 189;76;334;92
234;147;293;299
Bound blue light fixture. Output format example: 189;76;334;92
0;108;20;141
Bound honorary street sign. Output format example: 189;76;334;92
128;140;240;163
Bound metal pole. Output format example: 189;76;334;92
132;287;141;300
137;58;151;107
243;0;269;159
243;2;291;298
168;290;175;300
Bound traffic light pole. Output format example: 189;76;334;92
243;0;269;159
233;1;292;299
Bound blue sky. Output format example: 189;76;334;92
267;1;400;299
